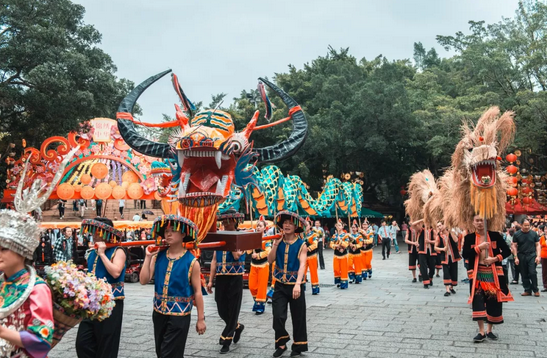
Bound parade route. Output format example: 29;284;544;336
49;247;547;358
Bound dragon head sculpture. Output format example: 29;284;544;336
450;107;515;231
404;169;437;224
116;70;307;209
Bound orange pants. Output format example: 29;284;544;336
362;250;373;278
333;255;349;289
249;264;269;303
306;255;319;287
348;253;363;282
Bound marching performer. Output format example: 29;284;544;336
139;215;206;358
304;219;320;295
415;220;436;289
360;221;374;280
77;218;126;358
0;210;54;358
405;222;421;283
434;221;461;297
207;209;246;354
268;211;308;357
330;220;350;289
248;217;271;314
348;221;364;284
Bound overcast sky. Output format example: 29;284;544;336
73;0;519;122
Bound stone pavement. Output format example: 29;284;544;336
50;246;547;358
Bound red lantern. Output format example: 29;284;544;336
400;189;407;196
507;187;518;197
506;165;518;175
522;197;533;205
507;177;518;185
505;153;517;163
522;187;534;195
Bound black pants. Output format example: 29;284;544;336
318;241;325;269
542;258;547;289
382;238;391;259
418;252;435;286
96;205;102;217
119;207;124;216
442;259;458;286
508;258;520;282
408;250;418;271
272;281;308;353
152;311;191;358
76;300;124;358
472;283;503;324
140;200;146;209
59;207;65;218
519;253;539;293
215;275;243;346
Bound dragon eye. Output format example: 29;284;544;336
180;138;192;149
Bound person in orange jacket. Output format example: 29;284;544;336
248;217;272;314
540;234;547;292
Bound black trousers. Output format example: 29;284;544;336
272;281;308;353
408;250;418;271
152;311;191;358
442;259;458;286
519;253;539;293
215;275;243;346
96;205;102;217
381;238;391;259
418;252;435;286
472;284;503;324
508;258;520;282
76;300;124;358
318;241;325;269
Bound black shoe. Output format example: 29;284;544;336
273;347;287;357
255;311;264;315
444;292;451;297
486;332;498;340
382;258;386;260
220;345;230;354
419;276;423;282
290;352;301;357
387;255;390;258
424;285;429;289
412;278;417;283
541;288;547;292
450;288;456;294
233;324;244;343
473;333;486;343
510;280;518;285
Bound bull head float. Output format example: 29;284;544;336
117;69;307;241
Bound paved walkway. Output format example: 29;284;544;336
50;246;547;358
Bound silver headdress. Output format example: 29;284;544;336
0;147;78;259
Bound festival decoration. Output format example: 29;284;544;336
127;182;144;199
80;173;92;185
44;261;115;347
80;185;94;200
404;169;437;224
56;183;75;200
112;186;126;200
95;182;113;200
91;163;109;179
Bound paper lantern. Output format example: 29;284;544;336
121;181;129;189
506;165;518;175
507;187;518;197
154;191;162;201
73;184;82;193
95;183;113;200
127;183;143;199
506;153;517;163
91;163;108;179
112;186;126;200
57;183;74;200
81;185;94;200
400;189;407;196
122;171;139;184
109;180;118;188
522;197;533;204
80;173;92;185
507;177;518;185
522;187;534;195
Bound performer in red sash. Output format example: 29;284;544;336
434;221;462;296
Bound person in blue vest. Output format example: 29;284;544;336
139;215;206;358
76;217;126;358
268;211;308;358
207;209;246;354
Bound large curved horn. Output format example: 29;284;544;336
254;78;308;163
117;69;174;159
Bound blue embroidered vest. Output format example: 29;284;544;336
215;251;245;275
154;250;196;316
88;247;125;300
273;238;306;284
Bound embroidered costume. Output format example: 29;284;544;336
462;232;513;324
249;238;272;314
408;228;420;275
418;229;436;288
348;232;364;284
271;211;308;355
330;231;350;289
305;230;320;294
360;228;374;279
436;231;461;288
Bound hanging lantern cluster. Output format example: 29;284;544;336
505;153;519;206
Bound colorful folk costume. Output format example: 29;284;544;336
330;226;350;289
360;228;374;280
77;218;126;358
148;215;203;358
462;231;513;324
348;229;364;284
249;222;272;314
271;211;308;356
443;107;516;340
0;211;54;358
304;227;320;294
418;228;437;288
436;230;461;291
407;227;420;281
210;211;246;352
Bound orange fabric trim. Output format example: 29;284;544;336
487;314;503;323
